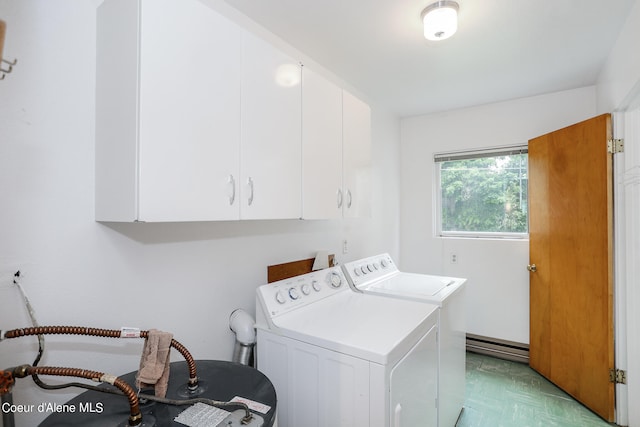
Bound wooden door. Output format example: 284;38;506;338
528;114;614;421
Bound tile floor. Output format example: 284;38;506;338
457;352;616;427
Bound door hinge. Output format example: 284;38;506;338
607;138;624;154
610;368;627;384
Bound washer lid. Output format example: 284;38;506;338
360;272;466;305
270;291;438;365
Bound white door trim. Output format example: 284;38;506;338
619;107;640;427
613;111;628;426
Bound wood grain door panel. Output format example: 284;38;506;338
528;114;614;421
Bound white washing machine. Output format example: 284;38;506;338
255;266;440;427
342;254;467;427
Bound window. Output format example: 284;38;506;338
435;146;528;238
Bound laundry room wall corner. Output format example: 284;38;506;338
399;87;598;344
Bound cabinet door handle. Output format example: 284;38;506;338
247;177;254;206
346;189;353;209
394;403;402;427
337;189;343;208
228;174;236;205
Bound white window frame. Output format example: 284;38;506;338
434;145;529;239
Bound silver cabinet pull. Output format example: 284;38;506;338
394;403;402;427
337;189;343;208
247;177;254;206
228;174;236;205
346;189;353;209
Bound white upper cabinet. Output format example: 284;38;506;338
95;0;367;223
302;68;343;219
342;90;372;218
240;32;302;220
96;0;241;222
301;69;372;220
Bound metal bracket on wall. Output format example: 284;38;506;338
0;58;17;80
1;19;18;81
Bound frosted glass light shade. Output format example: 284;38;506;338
422;1;459;41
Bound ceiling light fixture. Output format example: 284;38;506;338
421;1;459;41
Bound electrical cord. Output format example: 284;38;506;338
136;394;253;424
9;271;45;366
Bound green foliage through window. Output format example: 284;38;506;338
438;153;528;235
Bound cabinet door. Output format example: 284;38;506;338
342;91;371;218
96;0;140;222
137;0;241;221
240;32;302;220
302;68;343;219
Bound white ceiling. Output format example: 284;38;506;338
222;0;635;117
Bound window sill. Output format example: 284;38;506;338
438;232;529;241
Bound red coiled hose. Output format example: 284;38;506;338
3;326;198;388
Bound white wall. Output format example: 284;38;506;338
399;87;597;344
0;1;401;425
597;0;640;113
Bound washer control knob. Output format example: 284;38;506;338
361;266;368;275
312;280;322;292
353;268;361;276
372;262;379;270
275;290;286;304
380;259;388;268
367;264;374;272
301;284;311;295
329;272;342;288
288;287;300;300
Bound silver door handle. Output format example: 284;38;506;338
247;177;254;206
346;189;352;209
228;174;236;205
527;264;537;272
337;189;343;208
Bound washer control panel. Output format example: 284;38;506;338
257;266;347;318
341;253;399;288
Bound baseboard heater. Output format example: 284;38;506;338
466;333;529;363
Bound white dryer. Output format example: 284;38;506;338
255;266;440;427
342;254;467;427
